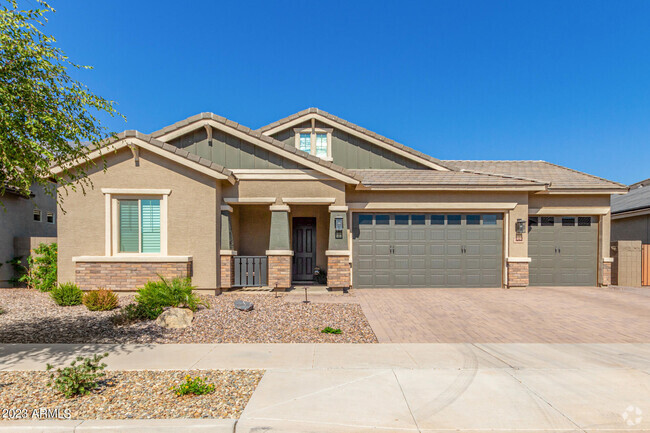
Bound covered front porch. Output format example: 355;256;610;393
219;198;350;291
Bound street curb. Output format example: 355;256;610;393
0;418;237;432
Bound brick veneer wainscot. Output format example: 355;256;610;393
507;262;529;288
601;261;612;286
327;255;350;289
268;255;291;290
75;261;191;291
220;256;235;289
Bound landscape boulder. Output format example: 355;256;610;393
234;299;254;312
155;307;194;328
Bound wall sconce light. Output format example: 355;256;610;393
515;218;526;242
334;217;344;239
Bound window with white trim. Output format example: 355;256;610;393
46;212;55;224
118;199;161;253
294;127;333;160
33;209;42;222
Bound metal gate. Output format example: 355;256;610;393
643;245;650;286
233;256;268;287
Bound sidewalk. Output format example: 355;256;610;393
1;343;649;432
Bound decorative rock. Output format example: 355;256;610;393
234;299;254;311
155;307;194;328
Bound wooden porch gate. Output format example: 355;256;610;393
643;245;650;286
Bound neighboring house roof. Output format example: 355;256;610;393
611;183;650;214
351;169;546;190
149;112;362;185
445;160;627;192
51;130;236;183
257;107;453;171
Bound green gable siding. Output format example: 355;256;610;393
169;128;304;169
270;121;427;170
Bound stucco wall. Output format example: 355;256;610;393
224;179;346;205
57;148;221;289
0;184;57;287
612;214;650;244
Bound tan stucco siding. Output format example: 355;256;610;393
57;148;220;289
224;180;346;205
234;205;271;256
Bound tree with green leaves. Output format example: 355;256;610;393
0;0;123;204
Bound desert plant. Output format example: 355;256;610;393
110;302;162;326
0;306;5;315
46;353;108;398
5;256;26;286
19;243;57;291
321;326;342;334
83;289;119;311
170;375;215;396
136;276;209;313
50;282;83;306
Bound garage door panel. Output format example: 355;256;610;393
528;215;597;287
353;213;503;288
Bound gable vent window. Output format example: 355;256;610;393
294;126;333;161
46;212;55;224
33;209;42;222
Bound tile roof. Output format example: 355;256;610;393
351;169;545;188
257;108;454;171
611;184;650;214
444;160;627;191
149;112;363;183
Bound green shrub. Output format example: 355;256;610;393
6;256;26;287
83;289;119;311
321;326;342;334
136;276;208;314
0;306;5;315
47;353;108;398
50;282;83;306
20;243;57;291
170;375;215;397
110;302;162;326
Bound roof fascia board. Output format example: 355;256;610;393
611;207;650;219
156;119;359;185
358;185;547;192
261;113;450;172
537;189;628;195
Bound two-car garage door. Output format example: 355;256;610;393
352;213;503;288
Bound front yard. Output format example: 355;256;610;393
0;369;263;420
0;289;377;344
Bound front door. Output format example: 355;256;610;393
292;217;316;282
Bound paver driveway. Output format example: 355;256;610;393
355;286;650;343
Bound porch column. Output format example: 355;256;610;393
219;205;237;290
326;206;351;290
266;204;292;290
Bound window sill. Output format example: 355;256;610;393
72;255;192;263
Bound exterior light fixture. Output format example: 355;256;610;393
515;218;526;242
334;217;344;239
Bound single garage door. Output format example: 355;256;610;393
528;216;598;286
352;213;503;288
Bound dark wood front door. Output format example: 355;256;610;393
292;217;316;281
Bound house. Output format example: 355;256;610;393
52;108;627;292
0;184;57;287
611;179;650;243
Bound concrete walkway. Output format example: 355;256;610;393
1;343;649;432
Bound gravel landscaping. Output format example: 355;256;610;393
0;369;263;420
0;289;377;343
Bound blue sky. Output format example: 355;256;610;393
45;0;650;184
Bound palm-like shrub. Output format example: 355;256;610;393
135;276;208;317
83;289;119;311
50;282;83;306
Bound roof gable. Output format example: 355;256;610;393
150;113;361;184
258;108;452;171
